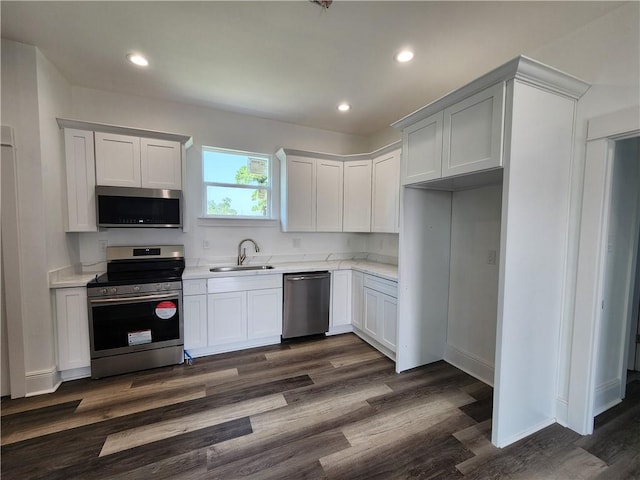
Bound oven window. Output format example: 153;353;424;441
91;297;181;351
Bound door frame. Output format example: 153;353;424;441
568;105;640;435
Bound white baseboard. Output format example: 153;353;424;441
593;378;622;416
444;344;494;386
25;367;60;397
352;327;395;361
494;417;556;448
185;336;281;359
60;366;91;381
327;324;353;336
555;396;569;427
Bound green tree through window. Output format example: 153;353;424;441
203;147;271;218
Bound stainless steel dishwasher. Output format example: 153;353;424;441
282;271;331;339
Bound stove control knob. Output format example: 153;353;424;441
109;287;117;295
133;285;141;293
156;284;162;291
100;288;108;295
164;283;171;290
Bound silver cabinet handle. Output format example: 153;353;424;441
89;292;178;306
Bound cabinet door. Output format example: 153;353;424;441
208;292;247;345
63;129;97;232
351;271;364;330
284;156;316;232
402;111;443;185
140;138;182;189
371;149;401;233
363;287;380;340
316;159;344;232
331;270;352;328
95;132;141;187
55;288;90;371
184;294;207;350
247;288;283;339
379;292;398;352
343;160;372;232
442;82;505;178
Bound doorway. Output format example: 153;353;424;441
568;106;640;437
593;136;639;415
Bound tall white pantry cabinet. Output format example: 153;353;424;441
392;56;590;448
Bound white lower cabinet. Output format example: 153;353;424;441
54;287;91;377
353;274;397;359
247;288;283;339
208;292;247;345
183;294;207;349
183;275;282;356
329;270;352;335
351;271;364;330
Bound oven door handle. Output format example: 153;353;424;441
89;292;179;306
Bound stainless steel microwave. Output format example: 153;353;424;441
96;186;182;228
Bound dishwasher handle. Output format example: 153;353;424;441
285;272;330;281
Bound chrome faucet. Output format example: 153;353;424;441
237;238;260;265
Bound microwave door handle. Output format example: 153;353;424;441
89;292;178;306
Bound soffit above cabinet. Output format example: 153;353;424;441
392;55;591;130
56;118;193;148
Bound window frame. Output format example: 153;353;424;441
201;146;274;220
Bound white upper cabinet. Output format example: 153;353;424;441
96;132;181;189
281;155;317;232
316;159;344;232
397;83;504;186
63;128;97;232
278;144;401;233
371;149;401;233
343;160;372;232
442;82;505;178
57;118;191;231
402;112;443;185
95;132;141;187
140;138;182;189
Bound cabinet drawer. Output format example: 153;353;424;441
183;279;207;296
364;274;397;298
208;274;282;293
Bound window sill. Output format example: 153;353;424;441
196;217;280;228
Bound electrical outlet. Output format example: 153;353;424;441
487;249;497;265
98;240;108;252
203;240;210;249
293;238;301;248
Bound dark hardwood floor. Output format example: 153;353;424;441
2;334;639;479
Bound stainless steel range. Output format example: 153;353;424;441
87;245;185;378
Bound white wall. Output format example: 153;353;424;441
36;49;77;270
68;86;390;267
445;185;502;385
1;40;59;394
525;1;640;410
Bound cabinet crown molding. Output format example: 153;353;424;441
391;55;590;130
276;140;401;162
56;118;193;148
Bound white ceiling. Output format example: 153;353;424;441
1;1;624;136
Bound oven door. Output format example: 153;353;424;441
88;291;183;359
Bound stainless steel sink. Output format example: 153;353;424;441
209;265;274;272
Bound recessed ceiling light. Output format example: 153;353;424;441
395;50;414;63
126;53;149;67
337;103;351;112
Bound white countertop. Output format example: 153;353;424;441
49;260;398;289
183;260;398;282
49;270;103;288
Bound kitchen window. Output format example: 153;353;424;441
202;146;272;219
